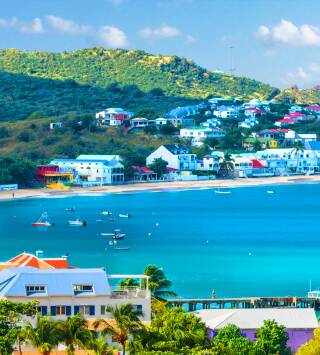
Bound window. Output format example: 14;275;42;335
56;306;66;315
75;305;95;316
26;285;46;294
73;284;93;293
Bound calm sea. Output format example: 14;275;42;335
1;183;320;298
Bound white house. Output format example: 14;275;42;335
196;155;220;172
0;266;151;321
146;144;197;171
50;155;124;185
239;117;259;129
213;106;239;119
180;127;225;141
96;108;134;126
200;118;221;128
244;107;265;118
49;122;63;130
130;117;152;129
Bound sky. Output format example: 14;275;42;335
1;0;320;88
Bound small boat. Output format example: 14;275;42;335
96;218;104;223
113;233;125;240
119;213;131;218
68;218;87;227
65;207;76;212
32;212;54;227
114;247;129;251
102;211;112;215
266;190;275;194
101;232;115;237
109;218;116;222
214;189;231;194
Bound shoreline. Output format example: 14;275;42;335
1;174;320;201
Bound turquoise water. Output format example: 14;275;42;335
1;183;320;298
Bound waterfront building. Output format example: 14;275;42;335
0;266;151;321
196;155;220;172
50;155;124;186
146;144;197;171
180;126;225;140
195;308;318;353
130;166;157;181
95;108;134;126
231;154;271;178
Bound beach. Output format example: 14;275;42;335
1;174;320;200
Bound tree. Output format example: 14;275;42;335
131;307;210;353
148;158;168;178
143;265;176;298
89;332;116;355
205;137;220;149
55;314;91;355
212;324;253;355
296;328;320;355
159;123;177;135
254;320;291;355
24;316;60;355
93;303;143;355
218;152;234;177
119;278;140;288
0;300;37;355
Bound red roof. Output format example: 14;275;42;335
277;118;296;123
245;107;264;113
131;166;154;173
287;112;305;117
166;167;178;171
307;105;320;110
263;128;290;133
2;253;69;270
251;159;267;169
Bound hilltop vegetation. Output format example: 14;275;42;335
0;48;278;121
274;87;320;104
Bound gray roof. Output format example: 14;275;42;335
163;144;191;155
0;267;111;297
196;308;318;330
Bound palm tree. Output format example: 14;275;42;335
143;265;176;298
55;314;91;355
118;278;139;288
24;316;60;355
89;332;116;355
93;303;143;355
219;152;234;177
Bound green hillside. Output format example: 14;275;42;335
274;87;320;104
0;48;278;120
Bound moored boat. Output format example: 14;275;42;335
214;189;231;194
119;213;132;218
32;212;54;227
102;211;112;215
68;218;87;226
65;207;76;212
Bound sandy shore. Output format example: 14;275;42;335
1;175;320;201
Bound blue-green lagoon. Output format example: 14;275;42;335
1;183;320;298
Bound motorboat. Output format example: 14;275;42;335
68;218;87;226
214;189;231;194
114;247;129;251
109;218;116;222
119;213;132;218
113;233;125;240
32;212;54;227
65;207;76;212
96;218;104;223
102;211;112;215
266;190;275;194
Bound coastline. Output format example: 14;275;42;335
1;175;320;201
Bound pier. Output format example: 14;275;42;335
167;296;320;312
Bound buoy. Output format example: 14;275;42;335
148;232;152;236
155;223;160;227
249;252;252;256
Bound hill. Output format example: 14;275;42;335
0;48;279;120
274;87;320;104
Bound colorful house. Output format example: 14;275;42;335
196;308;318;353
36;165;74;189
180;126;225;140
95;108;134;127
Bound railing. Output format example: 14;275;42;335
110;286;150;299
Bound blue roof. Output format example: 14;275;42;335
0;267;111;297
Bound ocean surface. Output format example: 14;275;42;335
1;183;320;298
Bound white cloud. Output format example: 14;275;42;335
185;34;195;43
139;24;181;39
282;63;320;87
0;16;43;33
46;15;91;34
98;26;128;48
256;19;320;47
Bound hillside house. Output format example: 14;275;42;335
96;108;134;126
180;127;225;141
244;107;265;118
146;144;196;171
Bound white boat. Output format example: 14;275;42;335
266;190;275;194
119;213;131;218
102;211;112;215
100;232;115;236
96;218;104;223
65;207;76;212
32;212;54;227
68;218;87;227
114;247;129;251
214;189;231;194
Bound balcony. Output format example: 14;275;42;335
110;286;150;299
